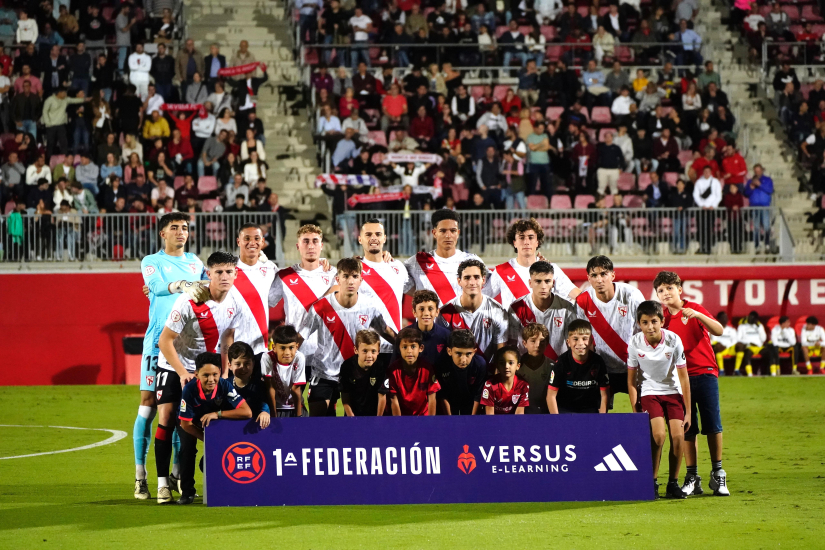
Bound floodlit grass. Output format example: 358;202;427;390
0;378;823;549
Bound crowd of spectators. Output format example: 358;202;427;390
307;0;775;255
0;2;282;261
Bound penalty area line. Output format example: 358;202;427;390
0;425;128;460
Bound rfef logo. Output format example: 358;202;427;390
223;442;266;483
457;445;476;474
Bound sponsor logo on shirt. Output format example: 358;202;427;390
288;277;300;286
164;266;172;272
180;399;186;412
362;267;372;275
482;388;489;399
506;275;516;282
325;316;336;324
665;352;671;360
587;310;597;318
426;263;435;270
638;353;645;358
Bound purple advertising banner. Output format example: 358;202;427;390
204;414;654;507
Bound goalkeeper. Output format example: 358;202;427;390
134;213;209;500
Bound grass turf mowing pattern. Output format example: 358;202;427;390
0;378;823;549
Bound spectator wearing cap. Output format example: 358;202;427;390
42;88;86;158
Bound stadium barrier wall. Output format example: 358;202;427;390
204;414;654;506
2;265;821;386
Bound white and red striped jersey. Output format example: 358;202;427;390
404;249;481;306
359;258;413;354
627;329;687;396
159;292;246;373
261;350;306;410
268;263;337;358
575;283;645;374
298;293;389;381
232;259;278;354
508;293;578;360
439;295;509;361
485;259;577;309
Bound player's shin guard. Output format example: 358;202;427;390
172;427;181;476
154;424;173;487
133;406;156;479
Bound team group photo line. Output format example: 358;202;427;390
135;209;823;505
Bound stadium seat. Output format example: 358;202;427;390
545;107;564;121
767;315;780;332
664;172;679;187
470;86;486;100
598;128;617;142
173;176;185;189
574;194;595;209
535;217;556;238
493;85;512;102
526;195;549;210
615;46;633;63
368;130;387;147
784;5;800;20
630;217;653;238
821;195;825;208
659;217;673;236
4;200;14;214
550;195;572;209
590;107;612;125
638;172;652;189
617;172;636;192
49;155;65;170
801;5;821;21
451;182;469;203
539;25;556;41
198;176;218;193
545;44;563;63
678;150;694;167
622;194;644;208
603;194;614;206
201;199;221;212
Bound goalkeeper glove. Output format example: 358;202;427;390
170;280;210;303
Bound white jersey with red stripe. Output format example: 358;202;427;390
404;249;481;305
232;259;278;354
575;283;645;374
298;292;389;382
359;258;413;354
158;292;245;373
268;263;337;358
508;293;578;359
261;350;306;410
439;295;509;361
485;259;577;309
627;329;687;396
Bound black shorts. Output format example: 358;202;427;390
155;368;183;406
558;407;600;414
608;372;629;394
307;377;341;403
276;408;309;418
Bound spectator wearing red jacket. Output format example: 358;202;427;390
168;128;195;175
690;146;721;181
721;145;748;187
409;105;434;145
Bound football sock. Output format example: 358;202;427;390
172;427;181;468
154;424;173;484
734;351;744;371
712;460;723;473
715;352;725;372
745;364;753;376
686;465;698;477
133;405;156;468
806;361;813;372
172;463;180;477
136;465;146;480
770;364;778;376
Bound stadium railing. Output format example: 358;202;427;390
0;211;284;266
335;206;789;261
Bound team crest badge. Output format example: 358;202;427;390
156;390;163;400
554;317;563;327
322;276;330;285
144;266;155;276
260;266;267;276
391;266;399;274
483;318;492;328
189;263;198;274
145;375;154;387
512;394;520;404
681;314;689;325
618;306;628;317
227;308;235;318
370;377;376;386
437;344;444;353
665;352;672;360
358;314;369;325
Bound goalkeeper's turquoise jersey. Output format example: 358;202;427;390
141;250;207;357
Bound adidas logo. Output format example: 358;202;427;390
593;445;638;472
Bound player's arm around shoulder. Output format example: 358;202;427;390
141;255;172;297
159;295;195;385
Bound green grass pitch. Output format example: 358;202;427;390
1;378;824;549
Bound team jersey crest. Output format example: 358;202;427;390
189;263;198;274
618;306;628;317
358;314;369;326
370;377;376;386
665;352;672;360
260;266;268;276
554;316;563;327
227;308;234;318
483;318;492;328
512;394;520;404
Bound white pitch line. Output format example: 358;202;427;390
0;425;128;460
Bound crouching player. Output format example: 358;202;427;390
341;330;390;416
480;346;529;414
547;320;609;414
387;327;441;416
435;329;487;415
628;301;691;499
177;352;252;505
261;326;307;417
227;342;273;428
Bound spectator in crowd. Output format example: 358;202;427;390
668;178;694;253
11;79;39;138
596;132;624;196
176;39;204;100
723;182;745;254
198;129;227;178
743;164;774;253
152;43;176;101
693;165;723;254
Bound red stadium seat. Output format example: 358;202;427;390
546;107;564;121
664;172;680;187
784;5;800;20
638;172;652;189
535;217;556;237
545;44;563;63
4;200;14;214
603;194;614;206
451;182;469;203
202;199;221;212
174;176;185;189
767;315;780;332
591;107;612;125
539;25;556;41
615;46;633;63
198;176;218;193
527;195;549;210
368;130;387;147
802;4;823;21
631;216;653;237
659;217;673;236
678;150;694;167
617;172;636;192
574;194;595;208
49;155;65;170
550;195;572;209
622;194;644;208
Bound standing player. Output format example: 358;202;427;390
154;251;246;504
655;271;729;497
404;209;481;305
710;311;738;375
767;316;796;376
298;258;396;416
439;259;509;362
485;218;580;309
800;316;824;374
734;311;767;376
575;255;645;405
627;301;691;499
357;218;412;361
268;224;337;362
134;213;208;500
232;223;278;357
508;261;578;361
